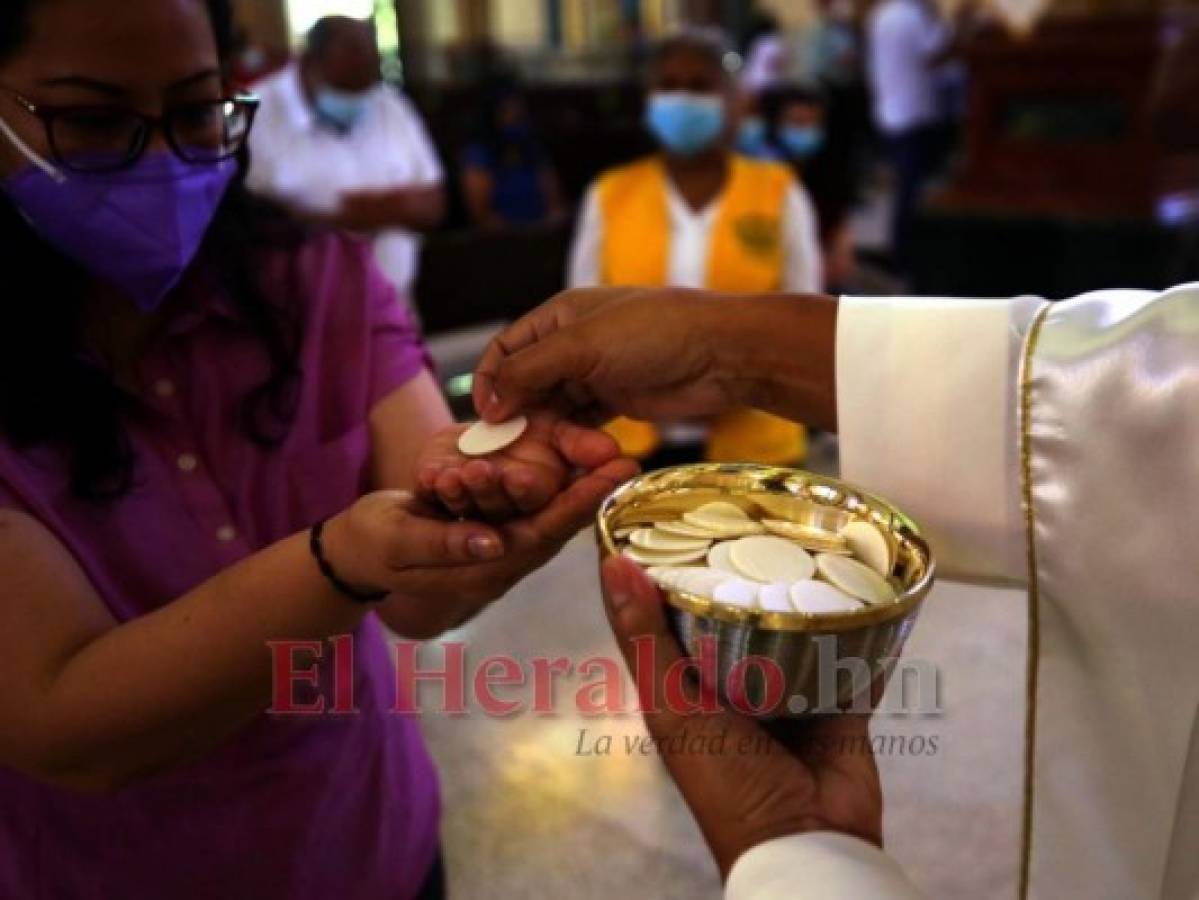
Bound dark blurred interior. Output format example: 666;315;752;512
233;0;1199;378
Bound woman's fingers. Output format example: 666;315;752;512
415;462;447;503
348;491;505;573
505;457;639;555
433;468;473;518
499;464;556;515
459;459;517;520
395;517;504;568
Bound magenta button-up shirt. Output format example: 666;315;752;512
0;234;440;899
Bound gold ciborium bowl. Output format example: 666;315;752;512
596;464;936;717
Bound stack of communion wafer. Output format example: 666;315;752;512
616;501;900;615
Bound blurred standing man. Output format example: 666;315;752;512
248;16;445;310
867;0;961;274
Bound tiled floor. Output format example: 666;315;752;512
418;526;1026;899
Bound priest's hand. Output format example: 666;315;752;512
599;554;883;879
472;287;840;431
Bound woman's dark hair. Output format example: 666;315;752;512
0;0;305;502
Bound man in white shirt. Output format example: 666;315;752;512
471;281;1199;898
247;16;445;306
867;0;956;272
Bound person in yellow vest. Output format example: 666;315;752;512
568;29;823;464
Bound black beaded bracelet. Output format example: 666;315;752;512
309;519;389;604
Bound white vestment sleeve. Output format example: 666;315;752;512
726;833;925;900
567;186;603;288
836;295;1046;582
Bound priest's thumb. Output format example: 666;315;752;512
600;554;687;686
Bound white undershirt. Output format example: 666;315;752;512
568;175;823;294
665;181;721;289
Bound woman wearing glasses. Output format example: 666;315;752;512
0;1;634;898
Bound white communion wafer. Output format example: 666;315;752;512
815;553;897;605
757;582;795;613
682;513;766;538
674;567;730;598
646;566;694;589
790;579;864;615
840;521;893;576
729;536;816;584
655;520;724;539
762;519;851;553
628;528;711;552
682;501;766;537
706;541;741;575
457;416;530;457
690;501;751;520
713;577;760;609
623;546;709;566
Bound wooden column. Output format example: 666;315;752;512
456;0;491;42
232;0;290;53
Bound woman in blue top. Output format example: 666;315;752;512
461;81;565;229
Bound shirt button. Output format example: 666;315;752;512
216;525;238;544
177;454;199;473
154;379;176;399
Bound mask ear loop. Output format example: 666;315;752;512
0;115;66;184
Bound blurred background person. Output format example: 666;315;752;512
867;0;962;275
734;88;772;159
762;84;858;291
460;79;567;230
803;0;874;206
569;29;822;467
804;0;864;90
1153;22;1199;284
740;9;790;96
229;26;287;85
247;15;445;311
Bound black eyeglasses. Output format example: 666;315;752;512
1;88;259;174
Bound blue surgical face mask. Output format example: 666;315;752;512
780;124;826;160
736;116;769;157
315;86;371;130
645;92;726;157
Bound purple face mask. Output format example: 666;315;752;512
2;153;235;312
